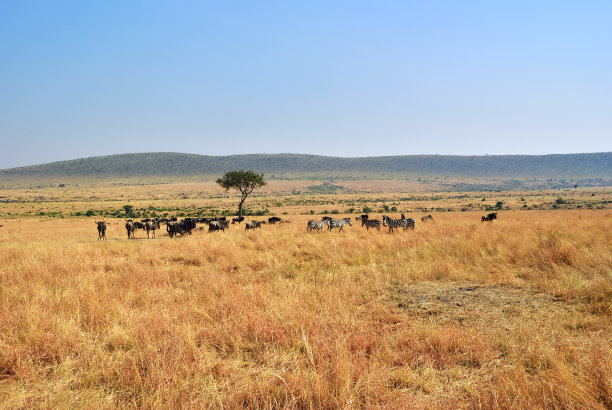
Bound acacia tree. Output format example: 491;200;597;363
216;170;266;217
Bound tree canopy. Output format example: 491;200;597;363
216;170;266;216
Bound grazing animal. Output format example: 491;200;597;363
166;221;178;237
383;215;415;232
246;220;265;230
232;216;245;224
125;219;136;239
96;221;106;240
307;219;330;233
421;214;434;222
209;219;229;232
145;219;160;238
182;218;197;234
268;216;282;224
167;218;197;237
133;221;146;230
361;218;381;230
329;218;352;232
481;212;498;223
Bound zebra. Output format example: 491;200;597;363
329;217;352;232
421;214;433;222
307;219;330;233
382;215;415;232
361;218;381;230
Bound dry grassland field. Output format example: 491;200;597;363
0;185;611;408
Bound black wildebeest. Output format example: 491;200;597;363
232;216;245;224
268;216;281;224
482;212;498;222
96;221;106;240
125;219;136;239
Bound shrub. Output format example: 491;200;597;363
123;205;136;218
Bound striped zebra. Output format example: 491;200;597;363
361;218;381;230
307;219;330;233
329;217;352;232
406;217;415;229
383;215;415;232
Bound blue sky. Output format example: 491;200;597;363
1;1;610;168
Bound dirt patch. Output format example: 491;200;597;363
390;282;589;331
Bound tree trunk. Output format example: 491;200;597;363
238;196;246;217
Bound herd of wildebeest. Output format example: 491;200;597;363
94;212;499;241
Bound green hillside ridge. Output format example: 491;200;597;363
1;152;611;181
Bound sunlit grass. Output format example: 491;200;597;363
0;209;610;408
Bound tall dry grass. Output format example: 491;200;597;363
0;210;610;408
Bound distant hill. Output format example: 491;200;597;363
1;152;611;182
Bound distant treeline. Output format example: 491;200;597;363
1;152;611;180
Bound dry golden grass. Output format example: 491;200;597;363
0;208;611;408
1;184;610;218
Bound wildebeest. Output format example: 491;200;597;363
421;214;434;222
482;212;498;222
133;221;146;230
166;221;180;237
125;220;136;239
167;218;197;237
232;216;245;224
268;216;281;224
209;219;229;232
96;221;106;240
246;220;265;230
143;219;160;238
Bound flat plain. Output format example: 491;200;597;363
0;184;611;408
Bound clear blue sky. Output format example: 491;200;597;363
1;1;610;168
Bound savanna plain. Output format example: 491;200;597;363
0;182;611;409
